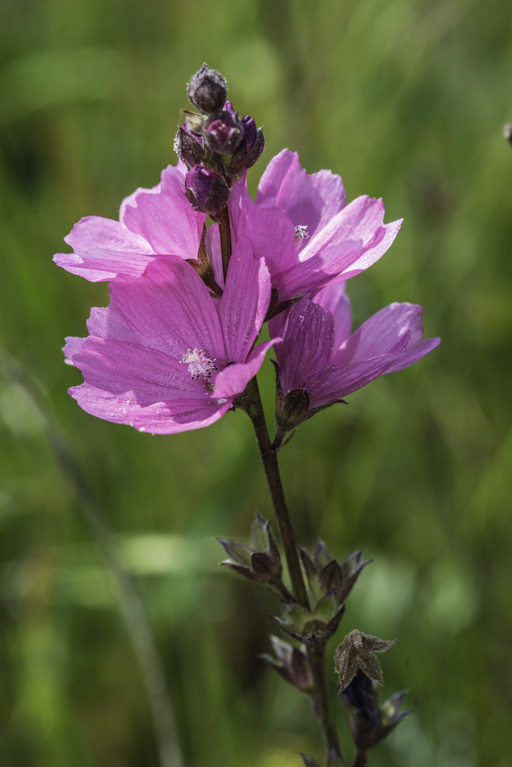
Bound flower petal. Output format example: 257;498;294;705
54;216;155;281
229;181;296;273
313;284;352;350
273;299;334;395
68;335;229;433
303;336;439;408
110;257;224;361
219;239;271;361
212;339;280;400
338;303;431;364
121;165;206;258
257;149;346;237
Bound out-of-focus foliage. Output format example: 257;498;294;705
0;0;510;765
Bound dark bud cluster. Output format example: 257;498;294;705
218;511;283;586
176;64;265;217
273;593;346;651
301;542;371;608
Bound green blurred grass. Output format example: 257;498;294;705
1;0;511;765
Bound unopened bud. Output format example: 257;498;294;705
187;64;227;115
204;110;243;154
228;127;265;179
173;126;204;168
185;165;230;217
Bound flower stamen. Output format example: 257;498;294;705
180;348;217;379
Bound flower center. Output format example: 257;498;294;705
180;348;217;379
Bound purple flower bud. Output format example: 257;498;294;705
173;125;204;168
185;165;230;217
228;127;265;180
241;115;257;151
187;64;228;115
203;110;243;154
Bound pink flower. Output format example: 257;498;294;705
54;164;206;282
64;241;277;434
228;150;402;301
270;283;440;424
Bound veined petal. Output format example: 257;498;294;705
340;217;403;281
257;149;346;237
338;303;430;364
313;284;352;351
212;339;280;400
219;239;271;361
54;216;155;282
274;299;334;395
72;337;208;399
299;196;388;262
110;258;225;361
229;181;296;273
303;335;440;408
70;382;229;434
121;165;206;258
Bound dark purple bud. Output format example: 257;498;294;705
185;165;230;217
173;125;204;168
204;110;243;154
187;64;227;114
228;127;265;180
241;115;257;151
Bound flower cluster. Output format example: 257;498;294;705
56;64;440;436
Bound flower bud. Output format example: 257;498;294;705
185;165;230;217
228;127;265;180
260;636;314;692
187;64;228;114
218;512;283;585
204;110;243;154
173;125;204;168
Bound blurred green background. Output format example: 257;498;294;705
1;0;511;765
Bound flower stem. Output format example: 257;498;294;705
352;751;368;767
245;377;309;609
218;205;232;281
244;375;345;765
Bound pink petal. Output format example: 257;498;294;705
121;165;206;258
212;339;280;400
229;181;296;273
71;383;229;434
54;216;155;282
219;239;271;361
304;335;440;408
274;299;334;394
338;303;429;364
313;283;352;351
110;257;225;362
257;149;346;237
